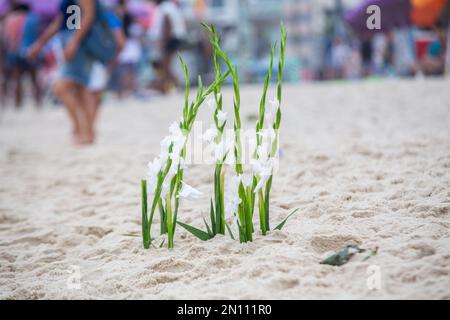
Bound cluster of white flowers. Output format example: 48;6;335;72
203;96;234;164
250;96;280;193
178;181;203;200
264;97;279;127
147;121;201;200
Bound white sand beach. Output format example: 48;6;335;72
0;78;449;299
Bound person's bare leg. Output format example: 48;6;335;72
30;68;42;108
90;90;102;125
13;66;23;109
0;72;7;108
53;79;86;144
78;87;97;143
161;51;174;91
163;50;177;87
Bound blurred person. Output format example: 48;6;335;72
1;2;41;108
446;25;450;74
330;38;349;79
88;8;125;123
419;27;447;76
109;1;142;98
28;0;115;145
344;42;362;79
392;28;417;77
360;37;373;77
149;0;186;93
0;13;8;107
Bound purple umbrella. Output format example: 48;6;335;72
344;0;412;37
27;0;60;17
0;0;60;17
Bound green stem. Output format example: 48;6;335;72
166;194;173;249
258;189;266;235
158;199;167;234
141;180;150;249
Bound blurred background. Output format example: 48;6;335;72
0;0;449;108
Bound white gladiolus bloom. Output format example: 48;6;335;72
225;195;241;216
216;110;227;127
263;97;279;127
206;96;217;112
224;175;243;216
161;179;170;198
254;174;269;193
203;125;218;143
268;96;279;114
169;121;183;137
178;182;203;199
264;111;274;126
213;139;228;162
251;158;274;193
256;128;276;161
168;156;186;176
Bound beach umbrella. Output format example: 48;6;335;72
23;0;60;17
344;0;411;36
411;0;448;27
345;0;449;36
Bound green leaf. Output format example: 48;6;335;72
122;233;140;237
159;238;165;248
177;221;212;241
141;180;150;249
274;208;299;231
225;222;235;240
320;245;365;266
203;217;214;237
210;199;216;234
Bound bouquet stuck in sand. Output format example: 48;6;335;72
140;23;296;249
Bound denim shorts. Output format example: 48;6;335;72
58;30;94;86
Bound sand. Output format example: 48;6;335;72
0;78;449;299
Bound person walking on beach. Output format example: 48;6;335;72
149;0;186;93
28;0;114;145
1;2;42;108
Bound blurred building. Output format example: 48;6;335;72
177;0;362;81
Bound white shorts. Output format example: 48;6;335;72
88;62;108;92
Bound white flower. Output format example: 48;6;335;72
148;157;162;174
264;111;274;126
256;128;276;161
231;175;242;191
160;135;172;148
216;110;227;127
203;125;218;143
161;179;170;198
168;156;185;177
213;138;229;162
250;158;262;175
263;97;279;126
206;96;217;111
225;195;241;216
254;175;269;193
178;182;203;200
146;158;162;193
169;121;183;137
251;158;274;193
268;96;279;114
224;151;235;165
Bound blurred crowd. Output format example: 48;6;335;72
0;0;448;114
321;28;448;80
